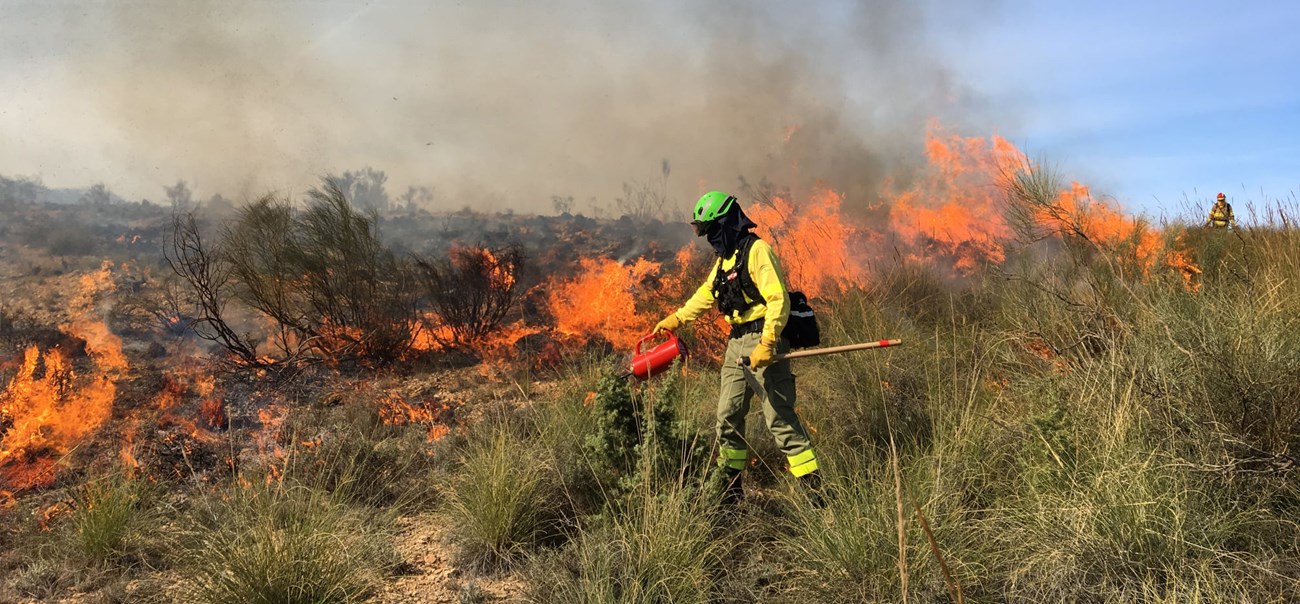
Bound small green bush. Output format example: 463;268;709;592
582;363;710;503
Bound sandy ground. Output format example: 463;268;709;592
370;514;528;603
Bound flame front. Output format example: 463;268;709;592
885;123;1023;272
1;263;126;490
1038;181;1162;271
748;188;866;297
546;257;661;349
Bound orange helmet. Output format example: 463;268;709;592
1217;192;1226;201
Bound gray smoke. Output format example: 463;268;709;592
0;0;999;214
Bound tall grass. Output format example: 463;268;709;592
740;192;1300;600
194;191;1300;600
281;399;444;511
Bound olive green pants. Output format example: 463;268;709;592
716;332;817;476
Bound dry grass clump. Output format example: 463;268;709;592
280;400;446;511
68;473;153;564
443;423;563;569
3;470;168;601
180;477;395;604
525;482;724;603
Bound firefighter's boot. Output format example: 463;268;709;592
721;468;744;506
800;470;828;509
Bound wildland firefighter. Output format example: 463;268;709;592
1206;192;1236;228
652;191;826;507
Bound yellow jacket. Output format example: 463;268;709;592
1206;201;1235;227
672;239;790;343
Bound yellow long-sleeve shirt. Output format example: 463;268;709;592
672;238;790;343
1206;201;1236;228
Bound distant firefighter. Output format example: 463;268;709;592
1205;192;1236;229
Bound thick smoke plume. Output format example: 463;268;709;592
1;0;996;213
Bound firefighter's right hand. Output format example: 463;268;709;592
653;313;683;335
747;338;776;369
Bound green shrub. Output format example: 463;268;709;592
174;176;420;367
581;363;710;503
582;370;640;486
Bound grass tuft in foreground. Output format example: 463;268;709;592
524;480;724;603
181;477;395;604
444;422;562;569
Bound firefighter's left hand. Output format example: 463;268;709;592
748;338;777;369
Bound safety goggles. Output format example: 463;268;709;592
691;220;720;237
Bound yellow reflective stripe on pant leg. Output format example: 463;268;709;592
718;447;749;470
787;448;818;477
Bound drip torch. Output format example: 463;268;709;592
628;331;901;381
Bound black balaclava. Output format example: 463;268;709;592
703;200;758;258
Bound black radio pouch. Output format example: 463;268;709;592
782;291;820;349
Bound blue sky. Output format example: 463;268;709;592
937;1;1300;218
0;1;1296;221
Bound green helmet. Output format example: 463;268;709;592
693;191;736;223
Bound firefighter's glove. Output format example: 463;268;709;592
653;313;683;335
748;337;777;369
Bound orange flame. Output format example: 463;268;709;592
1034;182;1162;271
255;406;287;464
885;122;1022;272
120;423;140;475
38;500;73;531
747;188;867;297
1164;236;1203;292
1;263;126;490
546;257;661;349
377;393;458;442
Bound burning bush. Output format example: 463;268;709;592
169;177;420;367
415;243;525;349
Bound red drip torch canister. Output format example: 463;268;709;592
630;330;688;381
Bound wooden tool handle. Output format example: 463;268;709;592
741;339;902;366
780;339;902;360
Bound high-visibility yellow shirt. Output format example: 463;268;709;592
1208;202;1234;225
672;238;790;343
